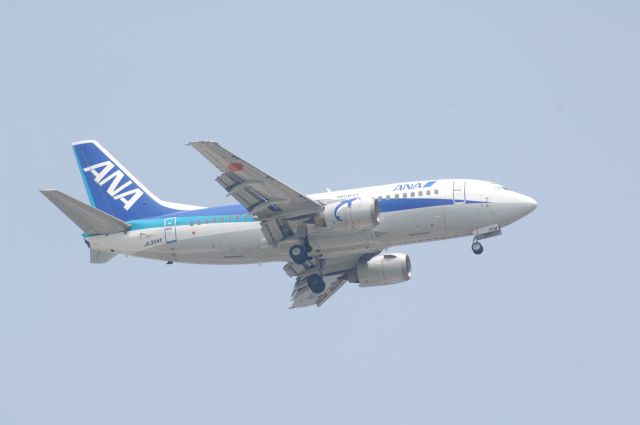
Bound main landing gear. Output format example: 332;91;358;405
289;244;309;264
471;240;484;255
288;237;325;294
289;237;312;265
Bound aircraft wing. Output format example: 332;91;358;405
287;251;380;308
189;141;321;219
189;141;322;245
189;141;379;308
290;274;348;309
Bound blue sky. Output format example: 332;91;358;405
1;1;639;424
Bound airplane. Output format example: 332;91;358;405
41;140;537;308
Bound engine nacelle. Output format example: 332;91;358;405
315;198;380;231
349;253;412;287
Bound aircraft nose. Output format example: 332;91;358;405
519;194;537;215
508;192;537;222
489;191;537;225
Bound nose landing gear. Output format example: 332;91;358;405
471;240;484;255
471;224;501;255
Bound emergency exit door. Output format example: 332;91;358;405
164;217;177;243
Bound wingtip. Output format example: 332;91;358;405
188;140;219;146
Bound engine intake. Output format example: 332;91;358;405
349;253;412;287
315;198;379;230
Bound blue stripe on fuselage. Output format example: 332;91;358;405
168;204;249;218
378;197;483;212
127;204;254;231
379;197;452;212
123;198;483;231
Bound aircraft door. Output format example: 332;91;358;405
453;181;466;204
164;217;177;243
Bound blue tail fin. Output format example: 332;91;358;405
72;140;198;221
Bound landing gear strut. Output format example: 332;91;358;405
471;224;501;255
289;237;312;265
289;244;309;264
306;274;326;294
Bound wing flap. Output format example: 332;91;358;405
287;251;380;308
289;274;349;309
262;219;292;247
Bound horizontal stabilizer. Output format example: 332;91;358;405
40;189;131;235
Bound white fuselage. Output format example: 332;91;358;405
86;179;537;264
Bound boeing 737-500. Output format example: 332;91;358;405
42;140;537;308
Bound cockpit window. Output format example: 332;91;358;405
492;183;511;191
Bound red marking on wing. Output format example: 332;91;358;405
228;162;244;172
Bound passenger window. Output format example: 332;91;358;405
403;193;407;198
434;189;439;195
418;191;423;196
386;195;390;199
197;220;201;225
410;192;415;197
190;221;194;226
426;190;431;196
395;194;399;199
205;218;209;224
228;216;232;221
236;215;240;221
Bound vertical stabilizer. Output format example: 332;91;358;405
72;140;199;221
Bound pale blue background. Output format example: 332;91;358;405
1;1;639;424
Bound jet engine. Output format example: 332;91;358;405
348;253;412;287
315;198;379;230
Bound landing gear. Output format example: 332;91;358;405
306;274;326;294
471;240;484;255
289;237;312;265
289;244;309;264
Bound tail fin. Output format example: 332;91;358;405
72;140;199;221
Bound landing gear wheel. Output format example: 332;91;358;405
306;274;326;294
289;244;308;264
472;241;484;255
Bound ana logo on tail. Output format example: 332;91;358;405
83;161;144;210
